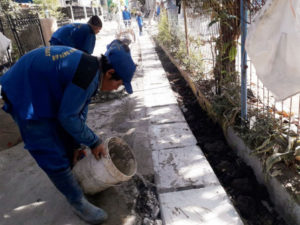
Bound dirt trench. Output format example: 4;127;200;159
154;45;287;225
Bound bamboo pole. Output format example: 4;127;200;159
182;0;189;55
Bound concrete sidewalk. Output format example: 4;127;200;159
0;20;243;225
138;31;243;224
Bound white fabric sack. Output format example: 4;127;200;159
246;0;300;100
0;32;11;58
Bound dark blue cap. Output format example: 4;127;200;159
105;40;136;94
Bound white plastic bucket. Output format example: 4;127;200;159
72;137;137;194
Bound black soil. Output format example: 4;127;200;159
155;45;287;225
134;175;161;224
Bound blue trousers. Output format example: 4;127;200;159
6;105;83;203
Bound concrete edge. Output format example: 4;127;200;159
225;127;300;225
142;35;244;225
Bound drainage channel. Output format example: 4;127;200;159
154;45;287;225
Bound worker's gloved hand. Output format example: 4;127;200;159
91;143;107;160
71;197;108;224
73;147;87;166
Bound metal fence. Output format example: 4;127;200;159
161;0;300;149
6;14;45;56
246;1;300;141
73;6;85;20
0;5;103;70
86;7;93;17
57;6;102;27
58;6;102;25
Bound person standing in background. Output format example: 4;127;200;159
136;12;143;36
122;6;131;27
156;2;161;20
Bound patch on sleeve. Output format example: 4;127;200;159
72;53;99;90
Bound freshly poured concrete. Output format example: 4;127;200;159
159;187;243;225
149;122;197;150
148;104;186;124
144;88;178;107
152;146;219;191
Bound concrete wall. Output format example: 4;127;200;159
40;18;58;46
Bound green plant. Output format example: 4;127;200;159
0;0;21;15
188;37;205;79
109;2;118;14
236;108;300;174
157;11;173;47
157;10;204;80
208;2;240;94
33;0;63;19
156;0;300;174
130;8;137;16
211;83;241;131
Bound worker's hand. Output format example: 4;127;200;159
73;147;87;166
91;144;108;160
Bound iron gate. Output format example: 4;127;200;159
7;14;45;56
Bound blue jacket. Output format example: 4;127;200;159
136;16;143;27
156;6;160;16
122;10;131;20
50;23;96;54
0;46;101;150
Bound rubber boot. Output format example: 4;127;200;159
71;197;108;225
47;168;108;224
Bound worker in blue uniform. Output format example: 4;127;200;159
50;15;102;54
136;12;143;36
156;2;161;19
0;39;136;225
122;6;131;27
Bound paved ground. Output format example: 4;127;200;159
0;99;21;151
0;19;243;225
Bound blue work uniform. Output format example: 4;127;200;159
50;23;96;54
122;10;131;20
0;46;101;173
156;6;160;16
136;16;143;35
136;16;143;27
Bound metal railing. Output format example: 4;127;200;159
72;6;85;20
6;14;45;56
161;0;300;151
86;7;93;17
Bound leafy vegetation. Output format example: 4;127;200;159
0;0;21;15
156;1;300;174
157;11;204;81
109;2;119;14
33;0;63;19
